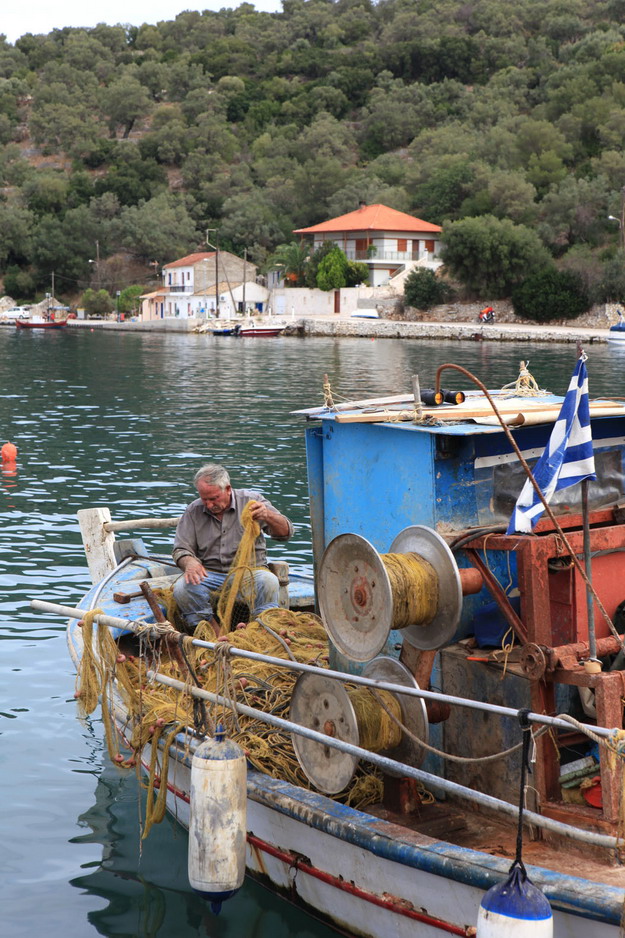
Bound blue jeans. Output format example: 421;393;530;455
173;568;280;629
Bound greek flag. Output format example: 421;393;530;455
507;354;596;534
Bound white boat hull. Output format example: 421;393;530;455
146;726;621;938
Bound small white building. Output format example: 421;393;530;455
294;203;442;287
140;250;262;320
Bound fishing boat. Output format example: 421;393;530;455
237;324;284;337
15;314;68;329
39;360;625;937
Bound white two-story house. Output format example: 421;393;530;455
141;251;268;320
294;203;442;287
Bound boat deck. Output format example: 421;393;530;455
368;799;625;888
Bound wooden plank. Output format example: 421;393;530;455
335;402;625;425
78;507;117;584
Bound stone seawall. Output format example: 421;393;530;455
67;315;613;344
299;318;612;344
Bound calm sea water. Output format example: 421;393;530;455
2;327;624;938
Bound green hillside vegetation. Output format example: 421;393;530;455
1;0;625;306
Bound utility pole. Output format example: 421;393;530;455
242;248;247;317
206;229;219;318
620;186;625;252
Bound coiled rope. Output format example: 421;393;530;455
381;552;438;629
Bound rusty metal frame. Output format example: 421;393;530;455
461;509;625;832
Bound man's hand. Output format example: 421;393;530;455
249;500;290;538
179;555;207;585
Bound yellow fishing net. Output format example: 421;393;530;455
74;498;435;837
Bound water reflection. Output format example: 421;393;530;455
70;759;336;938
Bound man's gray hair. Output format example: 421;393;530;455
194;463;231;489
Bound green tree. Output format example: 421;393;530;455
267;241;311;286
404;268;453;309
596;255;625;303
81;288;114;315
2;265;36;300
101;76;152;138
441;216;552;297
316;245;349;290
117;192;198;261
345;259;369;286
118;284;145;313
512;269;590;322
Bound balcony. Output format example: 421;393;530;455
347;250;424;262
165;283;194;293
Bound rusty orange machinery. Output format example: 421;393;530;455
462;504;625;834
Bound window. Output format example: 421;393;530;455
397;239;407;252
425;240;435;253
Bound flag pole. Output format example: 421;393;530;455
576;342;599;668
581;478;598;663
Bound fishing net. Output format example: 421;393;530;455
74;499;434;838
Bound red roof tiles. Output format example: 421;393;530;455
162;252;215;269
294;204;441;235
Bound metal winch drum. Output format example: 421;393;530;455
318;525;463;661
289;657;429;794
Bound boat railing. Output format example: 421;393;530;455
32;597;621;850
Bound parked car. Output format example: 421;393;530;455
1;306;30;320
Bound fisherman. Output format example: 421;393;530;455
172;463;293;632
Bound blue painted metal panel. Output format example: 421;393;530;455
318;421;435;552
305;426;326;591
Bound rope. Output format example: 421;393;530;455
500;359;543;396
381;552;438;629
322;374;337;410
348;687;403;751
369;687;548;764
510;709;533;879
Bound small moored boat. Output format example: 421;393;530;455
15;317;68;329
607;310;625;343
237;325;284;337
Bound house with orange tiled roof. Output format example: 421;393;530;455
141;250;266;320
294;202;442;287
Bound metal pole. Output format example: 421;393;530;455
581;479;598;661
150;670;619;850
242;248;246;318
206;229;219;318
621;186;625;252
30;598;618;738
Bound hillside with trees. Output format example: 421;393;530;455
1;0;625;305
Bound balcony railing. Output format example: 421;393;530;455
346;250;432;262
165;283;194;293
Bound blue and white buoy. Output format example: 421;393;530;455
188;724;247;913
477;863;553;937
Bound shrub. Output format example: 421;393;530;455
404;268;453;309
512;268;590;322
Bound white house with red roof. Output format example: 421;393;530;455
294;203;442;287
140;250;267;320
